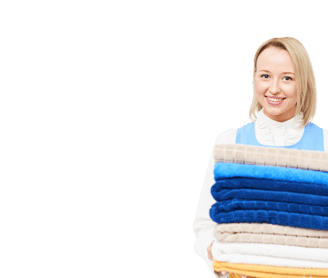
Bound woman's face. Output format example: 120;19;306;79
254;46;298;122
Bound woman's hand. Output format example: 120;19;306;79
219;272;254;278
208;241;229;276
208;241;255;278
207;240;214;260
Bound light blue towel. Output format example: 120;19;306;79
214;163;328;186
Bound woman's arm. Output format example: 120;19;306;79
192;128;237;277
192;147;218;273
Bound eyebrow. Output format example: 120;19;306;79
259;70;295;75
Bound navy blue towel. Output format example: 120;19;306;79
210;163;328;230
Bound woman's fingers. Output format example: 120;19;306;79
220;270;257;277
207;240;214;260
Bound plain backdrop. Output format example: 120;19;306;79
0;1;328;277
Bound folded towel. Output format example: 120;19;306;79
211;198;328;216
213;260;328;278
210;209;328;230
210;168;328;229
214;163;328;186
211;177;328;201
209;177;328;229
210;145;328;277
215;233;328;248
215;231;328;248
214;223;328;248
214;223;328;237
213;144;328;172
211;240;328;263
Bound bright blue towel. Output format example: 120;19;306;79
214;163;328;186
210;163;328;230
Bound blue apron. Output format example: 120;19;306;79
235;121;324;151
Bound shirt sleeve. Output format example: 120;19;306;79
192;128;237;276
323;129;328;152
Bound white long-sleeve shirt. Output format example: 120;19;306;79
192;109;328;277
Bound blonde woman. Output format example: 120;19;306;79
192;37;328;278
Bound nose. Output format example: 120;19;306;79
269;79;281;95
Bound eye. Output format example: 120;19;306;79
260;74;269;79
283;76;293;81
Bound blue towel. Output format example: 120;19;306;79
210;209;328;230
212;177;328;197
211;178;328;206
214;163;328;186
210;163;328;230
210;199;328;216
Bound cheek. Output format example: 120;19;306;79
284;86;298;99
255;82;267;95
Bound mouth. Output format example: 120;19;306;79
265;96;286;100
265;96;286;106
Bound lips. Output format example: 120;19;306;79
266;96;285;106
265;96;286;100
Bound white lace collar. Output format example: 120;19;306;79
255;108;304;146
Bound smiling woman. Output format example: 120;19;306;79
254;47;298;122
250;37;317;128
192;37;328;278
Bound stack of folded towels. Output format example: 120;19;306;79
209;144;328;278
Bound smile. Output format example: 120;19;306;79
265;96;286;106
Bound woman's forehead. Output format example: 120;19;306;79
257;47;294;72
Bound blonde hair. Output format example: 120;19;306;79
249;37;316;128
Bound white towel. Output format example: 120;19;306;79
212;240;328;268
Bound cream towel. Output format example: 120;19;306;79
213;144;328;172
214;223;328;248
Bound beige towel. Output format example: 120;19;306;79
214;223;328;248
213;144;328;172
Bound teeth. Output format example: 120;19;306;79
268;97;284;102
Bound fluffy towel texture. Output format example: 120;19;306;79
214;223;328;248
213;260;328;278
210;175;328;229
214;223;328;237
210;209;328;230
211;198;328;216
215;231;328;248
211;145;328;276
211;240;328;264
213;163;328;186
211;177;328;201
213;144;328;172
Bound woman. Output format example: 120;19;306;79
192;37;328;278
